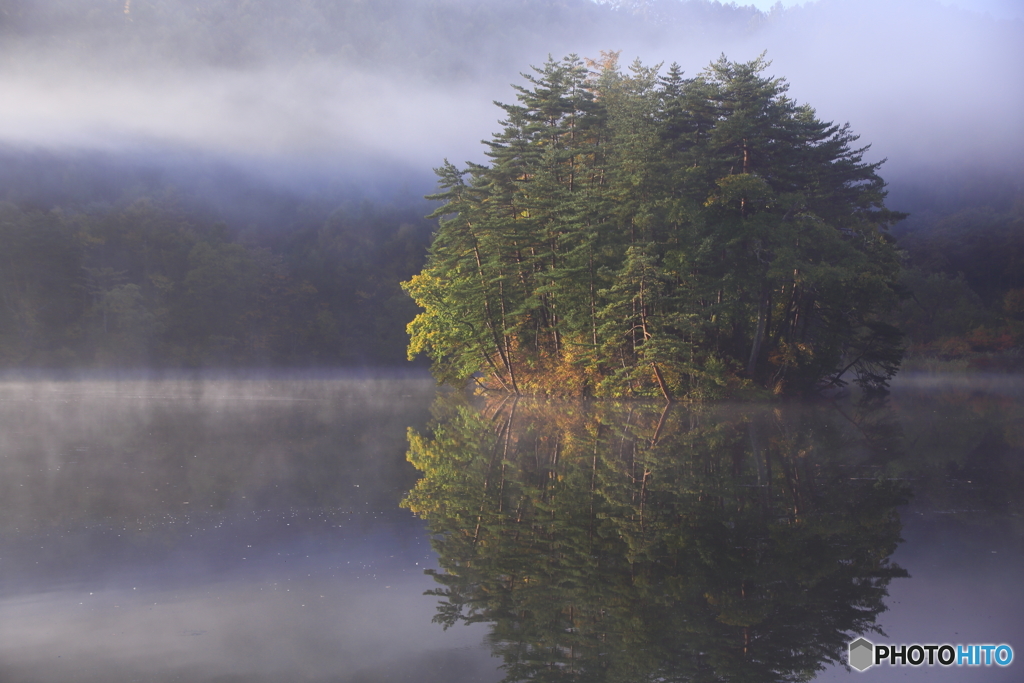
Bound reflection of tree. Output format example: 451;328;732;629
883;383;1024;541
403;396;909;682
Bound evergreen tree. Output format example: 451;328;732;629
406;54;905;398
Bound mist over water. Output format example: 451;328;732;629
0;376;500;683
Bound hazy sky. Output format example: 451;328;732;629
746;0;1024;19
1;0;1021;197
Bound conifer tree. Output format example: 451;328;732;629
405;54;905;398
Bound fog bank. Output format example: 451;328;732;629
1;0;1021;207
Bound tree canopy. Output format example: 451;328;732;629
0;194;431;368
405;54;906;398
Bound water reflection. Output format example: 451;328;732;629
404;396;911;682
3;376;1022;682
0;378;498;683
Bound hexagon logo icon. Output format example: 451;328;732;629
849;637;875;672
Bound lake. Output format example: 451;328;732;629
0;373;1021;682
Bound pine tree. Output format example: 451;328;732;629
405;54;905;398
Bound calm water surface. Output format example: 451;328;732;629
0;374;1020;682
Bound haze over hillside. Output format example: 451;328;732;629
1;0;1021;214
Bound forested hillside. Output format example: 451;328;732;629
0;0;758;77
891;202;1024;365
0;191;431;368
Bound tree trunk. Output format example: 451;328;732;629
746;285;771;378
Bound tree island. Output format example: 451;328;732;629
404;53;905;399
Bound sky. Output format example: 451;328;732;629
745;0;1024;19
